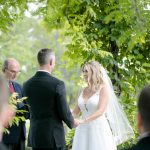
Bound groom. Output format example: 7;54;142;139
23;48;77;150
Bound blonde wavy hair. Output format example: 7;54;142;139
82;61;106;91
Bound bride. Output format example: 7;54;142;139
72;61;134;150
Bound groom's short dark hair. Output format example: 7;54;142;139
37;48;55;66
138;85;150;131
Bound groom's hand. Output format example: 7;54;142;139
73;119;81;128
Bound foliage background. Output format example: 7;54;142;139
0;0;150;149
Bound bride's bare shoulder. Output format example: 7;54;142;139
99;84;109;95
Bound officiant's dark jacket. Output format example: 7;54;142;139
125;135;150;150
23;71;74;149
2;81;29;144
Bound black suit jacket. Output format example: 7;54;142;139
125;136;150;150
2;81;29;144
23;71;74;149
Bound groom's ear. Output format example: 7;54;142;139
49;59;53;66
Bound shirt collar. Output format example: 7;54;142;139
37;70;51;75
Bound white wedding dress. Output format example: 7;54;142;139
72;90;117;150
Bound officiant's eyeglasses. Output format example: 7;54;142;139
6;68;21;74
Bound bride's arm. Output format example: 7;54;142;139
72;90;82;117
72;105;81;118
81;86;108;123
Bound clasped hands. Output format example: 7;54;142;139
74;118;86;128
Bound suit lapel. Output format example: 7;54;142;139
12;82;24;109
